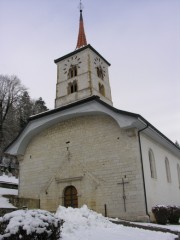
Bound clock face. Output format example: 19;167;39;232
63;56;82;75
94;57;106;77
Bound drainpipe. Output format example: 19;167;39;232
137;122;150;220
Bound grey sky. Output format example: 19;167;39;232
0;0;180;143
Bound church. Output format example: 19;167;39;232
5;6;180;222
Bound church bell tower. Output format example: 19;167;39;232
54;3;113;108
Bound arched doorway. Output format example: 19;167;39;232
64;186;78;208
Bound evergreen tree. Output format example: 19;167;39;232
19;91;33;128
32;97;48;115
175;141;180;149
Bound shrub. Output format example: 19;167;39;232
167;206;180;224
0;209;63;240
152;205;168;225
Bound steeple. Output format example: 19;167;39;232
76;1;87;49
54;1;113;108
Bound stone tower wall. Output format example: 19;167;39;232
55;48;112;108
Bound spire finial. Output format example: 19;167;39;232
76;0;87;49
79;0;83;12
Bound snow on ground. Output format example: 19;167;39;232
0;174;18;184
56;205;177;240
0;188;18;196
0;195;16;209
0;186;18;208
0;174;18;208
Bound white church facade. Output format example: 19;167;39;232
5;7;180;222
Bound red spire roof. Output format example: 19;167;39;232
76;9;87;49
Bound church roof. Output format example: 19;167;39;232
54;44;111;66
29;96;137;120
4;95;180;157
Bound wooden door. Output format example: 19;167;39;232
64;186;78;208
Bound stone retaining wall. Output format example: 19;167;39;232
3;195;40;209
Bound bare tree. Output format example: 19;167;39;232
0;75;26;158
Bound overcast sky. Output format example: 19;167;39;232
0;0;180;143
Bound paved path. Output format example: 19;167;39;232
111;220;180;240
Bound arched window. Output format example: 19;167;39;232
68;80;78;94
97;66;104;80
177;164;180;188
64;185;78;208
99;83;105;96
148;149;157;179
68;65;77;79
165;157;171;183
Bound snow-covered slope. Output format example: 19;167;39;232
56;205;176;240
